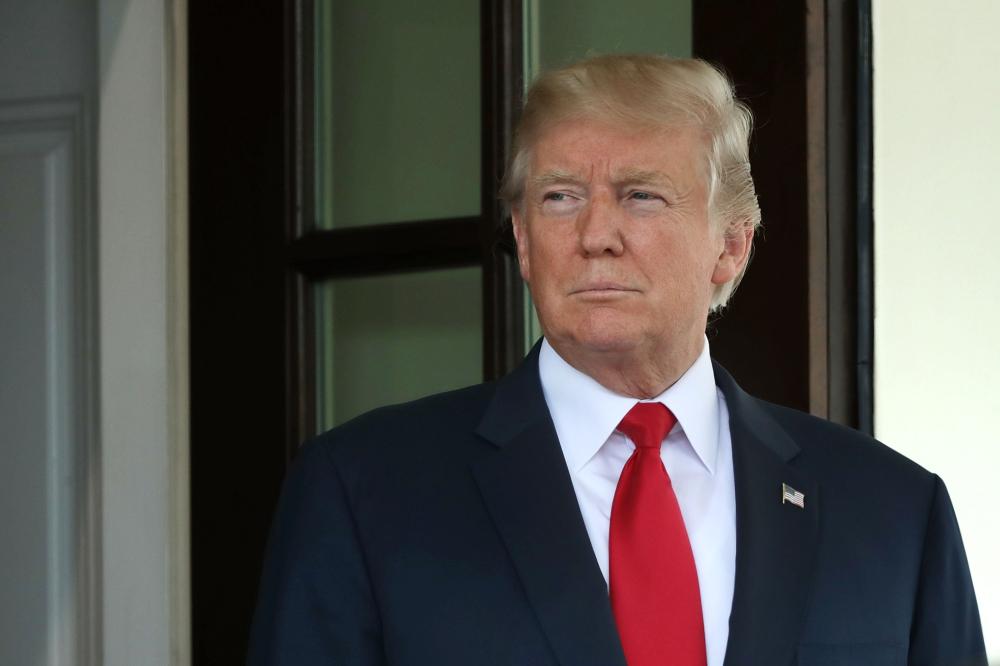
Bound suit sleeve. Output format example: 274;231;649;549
908;475;987;666
247;440;386;666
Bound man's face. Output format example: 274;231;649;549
512;117;748;376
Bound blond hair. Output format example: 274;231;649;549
501;54;761;311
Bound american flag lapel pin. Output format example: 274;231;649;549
782;483;805;508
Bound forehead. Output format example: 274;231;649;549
528;117;708;182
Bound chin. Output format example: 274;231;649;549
540;308;646;354
566;323;643;355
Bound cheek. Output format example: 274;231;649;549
523;240;565;312
527;234;567;278
648;241;718;305
685;230;726;278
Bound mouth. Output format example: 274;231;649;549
569;283;640;298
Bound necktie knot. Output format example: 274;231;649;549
617;402;676;450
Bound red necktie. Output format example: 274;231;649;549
609;403;706;666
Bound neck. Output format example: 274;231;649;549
548;335;705;399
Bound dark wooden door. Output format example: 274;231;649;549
188;1;872;661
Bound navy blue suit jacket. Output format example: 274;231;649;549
248;349;986;665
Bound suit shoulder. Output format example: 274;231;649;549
301;382;496;465
758;399;936;489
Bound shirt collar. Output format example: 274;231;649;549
538;336;721;475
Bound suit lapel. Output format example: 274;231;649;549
471;352;820;665
472;348;627;666
715;364;820;666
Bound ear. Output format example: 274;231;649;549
511;207;531;284
711;223;754;286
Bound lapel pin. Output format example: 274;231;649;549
782;483;805;509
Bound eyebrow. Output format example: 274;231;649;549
612;168;672;187
529;170;586;189
529;168;674;190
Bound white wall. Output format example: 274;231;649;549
0;1;187;664
873;1;1000;658
98;0;189;664
1;2;100;664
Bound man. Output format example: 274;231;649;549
248;55;986;665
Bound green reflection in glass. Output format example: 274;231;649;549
520;0;692;351
527;0;691;73
313;0;481;228
315;267;482;430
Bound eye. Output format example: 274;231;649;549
624;190;668;212
628;191;659;201
539;190;583;215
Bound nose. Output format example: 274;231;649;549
577;192;625;257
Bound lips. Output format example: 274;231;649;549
569;282;639;295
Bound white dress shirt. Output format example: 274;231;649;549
538;337;736;666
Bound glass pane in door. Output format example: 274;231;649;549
313;0;481;229
524;0;691;75
315;267;482;430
